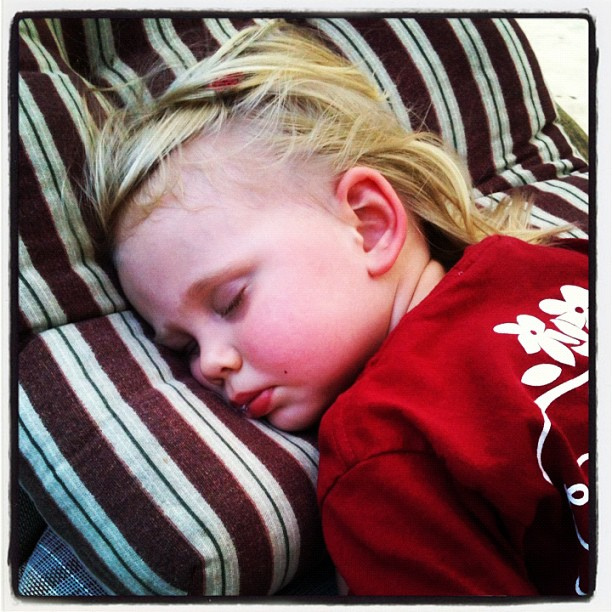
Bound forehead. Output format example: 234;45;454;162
119;125;335;239
115;132;339;263
181;127;337;208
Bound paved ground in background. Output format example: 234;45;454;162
517;18;589;134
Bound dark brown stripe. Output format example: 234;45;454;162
526;182;589;232
56;19;93;78
353;18;444;135
421;19;501;187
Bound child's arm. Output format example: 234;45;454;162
320;451;539;596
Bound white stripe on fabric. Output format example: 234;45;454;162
527;207;588;239
308;18;412;131
387;18;468;156
18;78;125;318
143;18;196;76
18;238;67;332
45;18;68;64
253;421;319;487
493;19;572;176
475;191;588;239
494;162;537;189
19;386;184;596
449;19;532;188
82;19;148;105
203;17;240;46
41;324;240;595
554;119;589;164
114;311;301;594
530;179;589;214
573;171;589;181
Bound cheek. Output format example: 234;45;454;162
240;294;354;378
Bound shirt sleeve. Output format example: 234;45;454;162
319;450;539;596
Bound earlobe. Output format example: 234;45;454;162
335;167;408;276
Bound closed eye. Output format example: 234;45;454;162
216;287;245;318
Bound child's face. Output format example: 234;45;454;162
115;139;392;431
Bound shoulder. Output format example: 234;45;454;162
416;235;589;325
318;235;589;479
452;235;588;279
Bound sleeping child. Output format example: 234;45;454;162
85;19;589;597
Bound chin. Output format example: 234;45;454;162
266;403;325;432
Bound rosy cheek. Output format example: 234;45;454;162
240;293;330;377
238;318;289;370
241;316;314;374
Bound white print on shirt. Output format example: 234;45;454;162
494;285;589;595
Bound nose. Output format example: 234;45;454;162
196;339;242;389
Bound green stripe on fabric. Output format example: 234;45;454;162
256;421;319;481
452;20;514;171
528;209;587;238
203;17;240;45
19;94;63;204
19;388;182;595
533;179;589;213
495;19;545;134
18;271;54;332
310;18;411;130
46;18;68;63
116;311;297;593
389;18;467;153
493;162;536;189
20;20;53;72
494;19;572;176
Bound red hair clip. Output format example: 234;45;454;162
209;73;243;91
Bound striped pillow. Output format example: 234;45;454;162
17;16;588;596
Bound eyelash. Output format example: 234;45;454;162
183;341;198;357
179;286;245;356
217;287;245;318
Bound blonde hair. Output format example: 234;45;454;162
86;19;565;264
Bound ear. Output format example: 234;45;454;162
335;166;408;277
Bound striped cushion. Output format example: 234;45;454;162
17;16;588;596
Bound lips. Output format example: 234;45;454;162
231;388;274;419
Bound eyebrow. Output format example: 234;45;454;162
183;263;245;302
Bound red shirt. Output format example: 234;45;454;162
317;236;589;596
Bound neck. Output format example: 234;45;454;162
407;258;446;311
388;257;446;333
